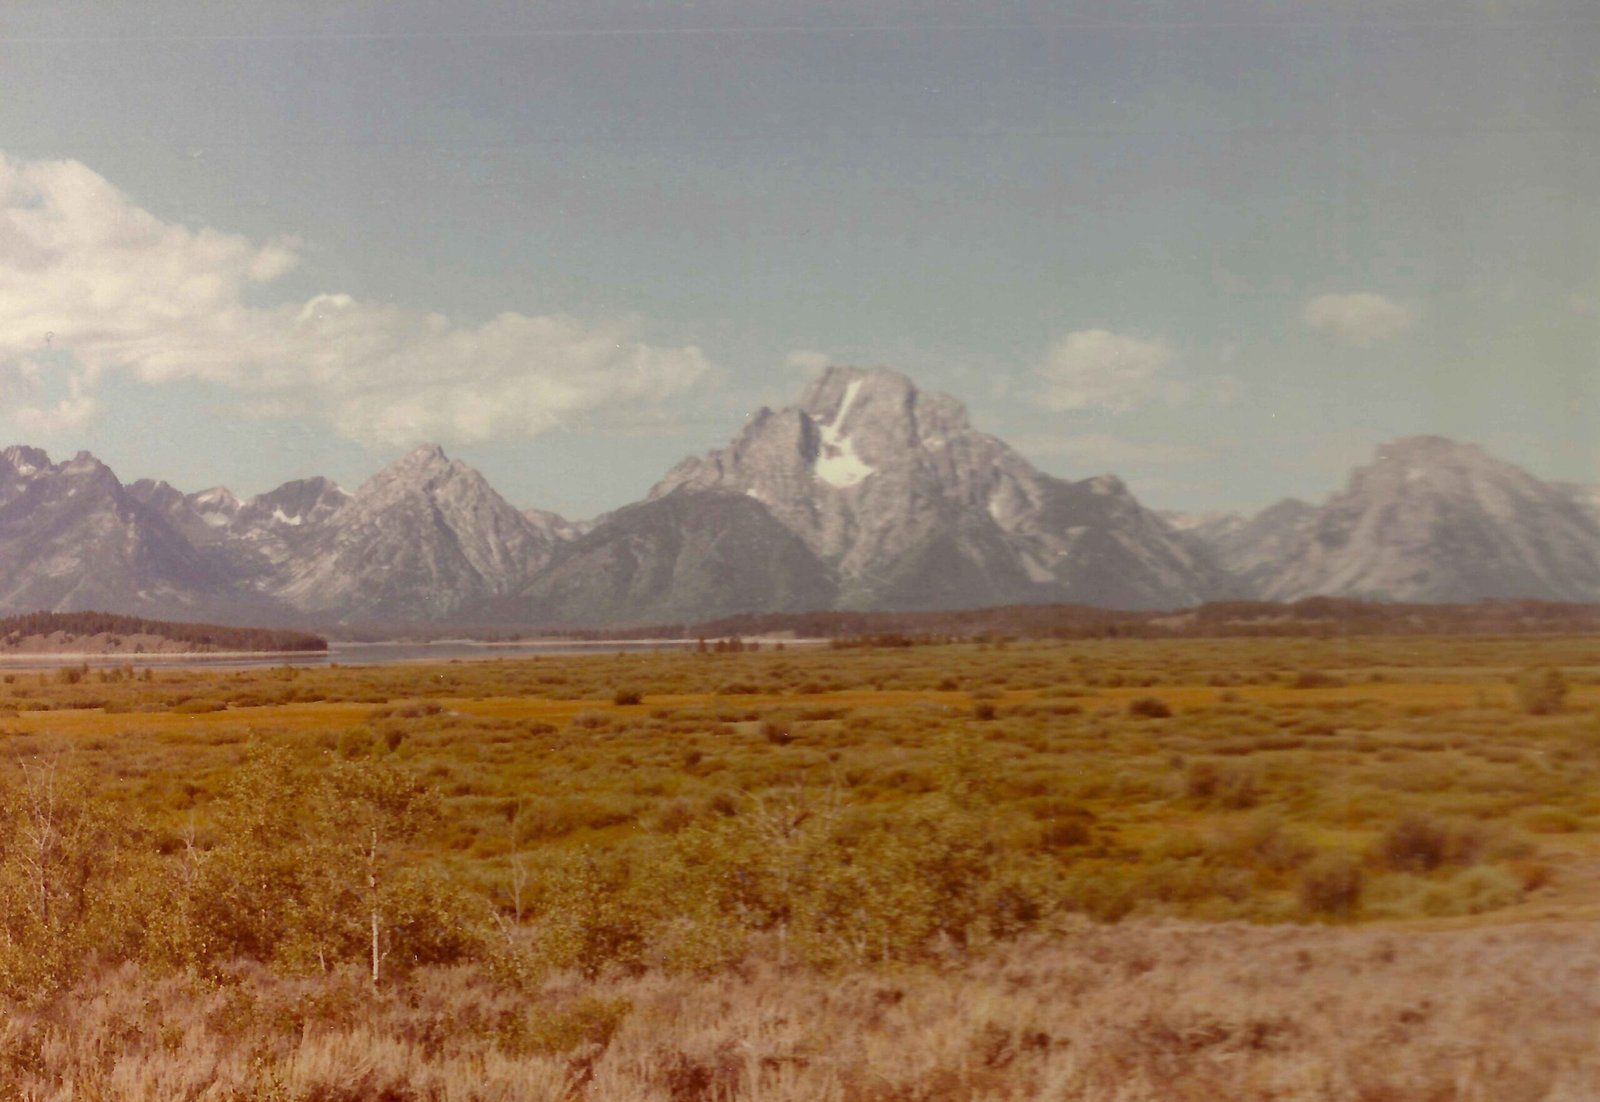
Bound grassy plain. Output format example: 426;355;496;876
0;635;1598;1098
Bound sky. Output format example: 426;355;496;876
1;0;1597;519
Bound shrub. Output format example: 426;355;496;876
1516;667;1568;715
1183;760;1259;809
1378;813;1491;873
1299;852;1363;918
612;688;643;706
1290;670;1347;689
337;726;375;758
1127;696;1171;719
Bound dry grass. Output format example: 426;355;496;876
1;920;1595;1100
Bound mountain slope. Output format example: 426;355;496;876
129;474;352;584
513;490;837;625
1254;437;1600;602
0;449;237;617
1175;499;1318;593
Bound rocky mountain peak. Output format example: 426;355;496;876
1344;435;1549;518
57;451;124;494
126;479;187;514
64;450;109;474
1225;436;1600;603
190;486;242;520
384;442;454;477
276;444;555;621
643;365;1223;611
1;446;49;476
797;366;972;468
243;477;350;528
356;444;478;504
1374;435;1485;465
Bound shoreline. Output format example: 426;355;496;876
436;636;830;647
0;636;832;670
0;648;329;662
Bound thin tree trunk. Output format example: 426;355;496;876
369;826;380;988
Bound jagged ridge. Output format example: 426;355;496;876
2;373;1598;625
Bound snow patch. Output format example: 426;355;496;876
813;377;875;489
271;508;305;527
1021;552;1055;584
201;512;229;528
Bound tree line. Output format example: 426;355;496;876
0;611;327;653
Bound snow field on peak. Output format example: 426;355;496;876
812;378;875;489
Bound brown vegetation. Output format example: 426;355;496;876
0;635;1587;1095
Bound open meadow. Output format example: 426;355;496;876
0;635;1597;1099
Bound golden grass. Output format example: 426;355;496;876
3;637;1599;927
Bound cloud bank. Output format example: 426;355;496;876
1300;292;1414;347
0;154;712;446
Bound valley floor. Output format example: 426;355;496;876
0;636;1594;1098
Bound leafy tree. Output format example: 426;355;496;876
328;758;444;986
184;745;358;972
0;756;143;999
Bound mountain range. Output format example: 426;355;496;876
3;367;1598;627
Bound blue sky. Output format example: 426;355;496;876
1;0;1597;518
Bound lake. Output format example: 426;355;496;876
0;639;708;671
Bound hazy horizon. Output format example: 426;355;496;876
2;0;1597;517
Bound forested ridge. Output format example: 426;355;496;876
0;611;326;652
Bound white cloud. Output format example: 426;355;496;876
1300;292;1414;347
0;153;712;446
1037;329;1178;413
13;372;95;434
